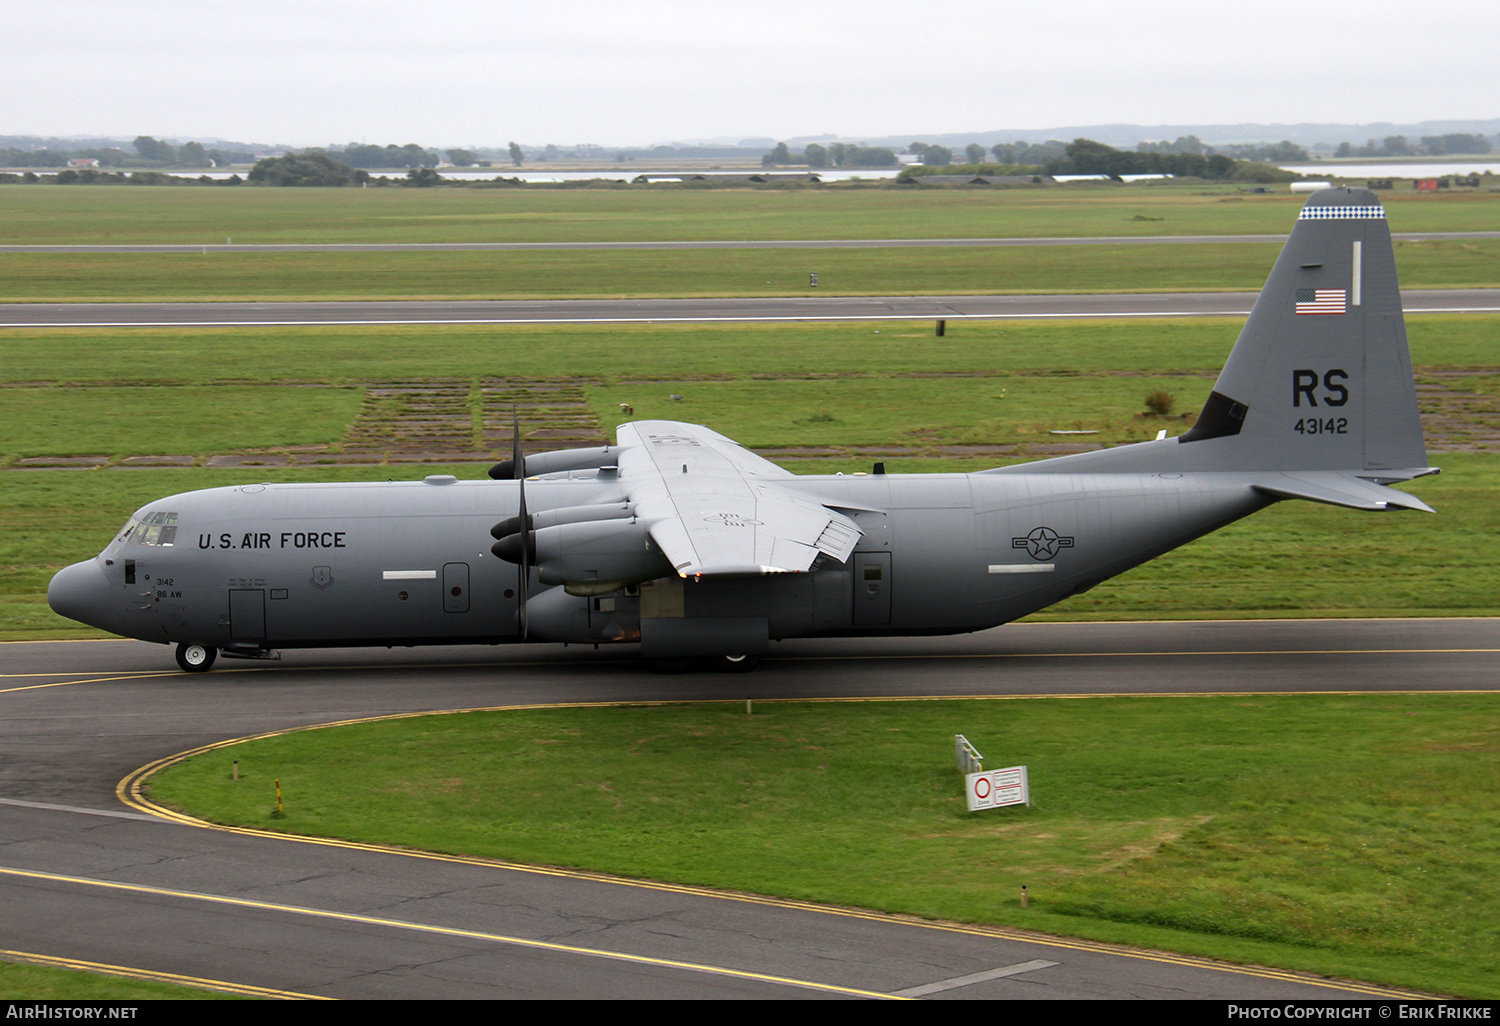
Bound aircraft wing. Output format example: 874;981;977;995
615;421;863;576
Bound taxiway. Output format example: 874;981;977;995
2;618;1492;998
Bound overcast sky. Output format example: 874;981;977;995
5;0;1496;148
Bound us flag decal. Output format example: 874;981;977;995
1295;288;1347;315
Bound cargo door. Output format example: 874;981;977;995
229;589;266;640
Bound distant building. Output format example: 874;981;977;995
631;172;821;185
68;158;100;168
905;174;1052;186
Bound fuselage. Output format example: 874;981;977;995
48;467;1272;654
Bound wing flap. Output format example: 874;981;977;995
618;421;863;577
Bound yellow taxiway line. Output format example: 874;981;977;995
0;866;899;1000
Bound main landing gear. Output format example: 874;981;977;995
175;643;217;673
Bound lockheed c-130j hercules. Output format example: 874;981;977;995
48;188;1436;673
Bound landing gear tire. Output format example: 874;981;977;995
175;643;217;673
711;654;761;673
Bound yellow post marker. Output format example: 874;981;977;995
275;778;284;815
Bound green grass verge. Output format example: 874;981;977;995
0;959;245;1000
1;315;1493;383
0;384;362;458
587;374;1212;447
3;184;1498;244
1;186;1495;303
2;238;1495;302
144;694;1500;997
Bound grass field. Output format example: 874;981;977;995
4;237;1498;302
2;314;1495;385
0;960;240;1000
0;384;362;456
3;184;1494;302
3;312;1494;639
4;183;1499;245
144;694;1500;997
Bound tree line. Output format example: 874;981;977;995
762;136;1300;182
1137;135;1308;163
0;136;255;169
889;139;1299;183
761;142;899;168
1334;134;1492;158
761;139;1076;169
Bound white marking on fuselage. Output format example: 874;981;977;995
382;569;437;580
988;564;1055;574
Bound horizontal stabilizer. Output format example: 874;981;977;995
1251;472;1435;512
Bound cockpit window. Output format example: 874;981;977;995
108;511;178;554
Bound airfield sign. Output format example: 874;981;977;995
966;766;1030;812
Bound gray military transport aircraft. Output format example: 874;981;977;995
49;187;1435;673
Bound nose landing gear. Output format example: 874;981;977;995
175;643;217;673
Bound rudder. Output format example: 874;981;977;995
1181;187;1428;476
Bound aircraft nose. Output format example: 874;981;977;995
48;560;111;629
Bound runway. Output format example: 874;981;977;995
2;230;1496;253
3;618;1494;999
2;288;1498;328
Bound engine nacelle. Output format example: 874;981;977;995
532;518;673;591
490;501;630;542
489;446;617;480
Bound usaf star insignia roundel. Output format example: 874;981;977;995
1012;527;1076;560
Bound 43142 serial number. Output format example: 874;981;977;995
1294;417;1348;435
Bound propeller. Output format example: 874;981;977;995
490;409;532;640
512;410;530;640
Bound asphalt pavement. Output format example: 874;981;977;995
2;619;1492;999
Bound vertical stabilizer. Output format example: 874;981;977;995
1179;187;1428;475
